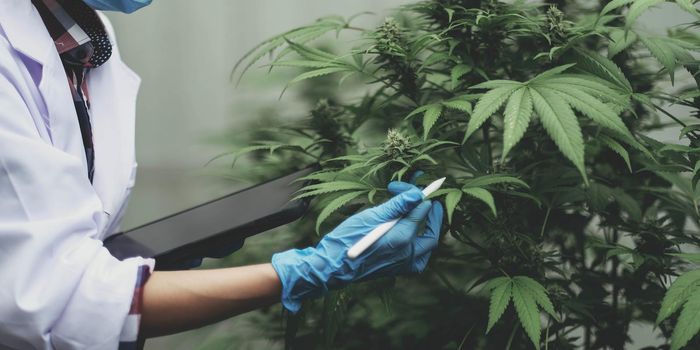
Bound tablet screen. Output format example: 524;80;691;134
105;167;315;261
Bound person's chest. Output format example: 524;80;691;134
0;3;141;237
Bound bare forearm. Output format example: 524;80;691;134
140;263;281;338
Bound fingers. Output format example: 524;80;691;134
381;201;433;247
370;187;424;223
387;181;418;195
413;201;443;257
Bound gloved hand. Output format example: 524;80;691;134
271;181;444;313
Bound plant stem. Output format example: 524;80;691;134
482;122;493;168
457;323;475;350
505;323;519;350
540;206;552;237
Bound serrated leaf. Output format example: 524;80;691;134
487;279;512;333
601;0;635;16
627;0;664;29
671;288;700;350
462;174;529;189
542;85;632;139
442;99;472;114
670;253;700;264
502;87;534;160
294;181;370;200
316;191;365;232
570;49;633;93
608;29;638;58
423;104;444;140
512;280;542;350
529;88;587;182
657;269;700;324
445;190;463;224
462;187;497;217
681;125;700;139
484;276;512;291
640;36;692;83
514;276;556;318
451;64;473;89
289;67;350;85
599;134;633;172
528;64;577;83
464;85;519;142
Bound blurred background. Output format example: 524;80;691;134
105;1;693;349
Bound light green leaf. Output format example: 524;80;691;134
289;67;350;85
487;278;512;333
462;174;529;189
471;80;522;90
451;64;473;90
423;104;444;140
316;191;365;232
445;190;463;224
514;276;556;318
676;0;700;17
442;99;472;114
462;187;497;217
529;88;587;182
542;85;632;139
626;0;664;29
657;269;700;324
464;85;519;142
599;134;632;172
528;64;577;83
671;288;700;350
601;0;635;16
608;29;638;58
512;279;542;350
571;49;633;93
294;181;370;200
670;253;700;264
502;87;534;160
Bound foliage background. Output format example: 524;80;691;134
105;1;698;349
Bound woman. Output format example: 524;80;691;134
0;0;444;349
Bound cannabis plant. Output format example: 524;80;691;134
222;0;700;349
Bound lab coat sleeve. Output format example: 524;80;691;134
0;61;152;349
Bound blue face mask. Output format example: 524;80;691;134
82;0;152;13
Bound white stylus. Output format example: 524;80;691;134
347;177;446;259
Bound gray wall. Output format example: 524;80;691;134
106;1;693;349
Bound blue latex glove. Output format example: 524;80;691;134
271;181;444;313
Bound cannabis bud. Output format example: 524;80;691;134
310;99;351;157
383;129;413;158
545;5;569;43
375;17;404;55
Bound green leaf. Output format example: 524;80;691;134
599;134;633;172
442;99;472;114
423;104;444;140
514;276;556;318
445;190;463;224
626;0;664;29
462;174;530;189
294;181;370;200
464;85;519;142
512;279;542;350
676;0;700;17
681;125;700;139
451;64;473;90
600;0;635;16
462;187;497;217
570;49;633;93
529;88;587;182
528;64;577;83
315;191;365;232
670;253;700;264
657;269;700;324
608;29;638;58
671;288;700;350
487;278;512;333
502;87;534;160
640;36;693;84
289;67;350;85
543;85;632;139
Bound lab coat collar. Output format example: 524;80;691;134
0;1;53;66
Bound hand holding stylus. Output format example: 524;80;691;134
271;179;444;313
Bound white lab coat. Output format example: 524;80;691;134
0;1;153;349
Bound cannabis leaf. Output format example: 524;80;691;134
485;276;554;350
466;64;635;181
657;270;700;349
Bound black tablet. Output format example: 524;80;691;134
104;166;317;269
